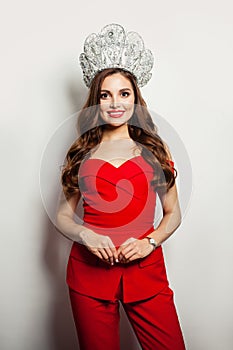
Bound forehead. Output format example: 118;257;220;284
101;73;133;90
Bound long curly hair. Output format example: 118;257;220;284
61;68;177;200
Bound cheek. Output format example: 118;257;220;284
126;98;135;111
100;102;109;112
128;96;135;106
99;106;109;121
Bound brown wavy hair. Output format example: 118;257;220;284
61;68;177;200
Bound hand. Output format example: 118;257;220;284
117;237;154;263
80;229;118;265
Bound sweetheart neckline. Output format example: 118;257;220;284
84;155;143;169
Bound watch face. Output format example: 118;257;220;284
149;238;157;248
145;237;157;249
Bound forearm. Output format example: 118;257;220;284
56;212;118;264
148;208;182;247
56;213;90;243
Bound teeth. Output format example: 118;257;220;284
108;112;124;116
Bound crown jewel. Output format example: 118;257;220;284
79;23;154;88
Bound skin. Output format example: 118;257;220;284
99;72;135;132
57;72;182;265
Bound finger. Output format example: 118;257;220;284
125;251;138;263
97;237;114;263
119;243;136;262
107;238;119;263
104;246;115;265
118;249;133;263
99;248;110;261
91;249;104;261
89;246;114;264
110;246;118;262
118;246;129;262
110;246;119;263
117;237;136;255
117;242;131;258
124;242;154;262
124;249;138;261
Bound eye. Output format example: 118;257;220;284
100;92;109;99
121;91;130;97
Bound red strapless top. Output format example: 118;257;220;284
67;155;174;301
78;155;174;247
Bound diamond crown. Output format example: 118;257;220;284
79;23;154;88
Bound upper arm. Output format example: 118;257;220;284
57;191;81;220
158;183;180;217
158;142;180;216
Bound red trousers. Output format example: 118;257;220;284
69;277;186;350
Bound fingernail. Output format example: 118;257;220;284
115;259;119;263
111;262;114;266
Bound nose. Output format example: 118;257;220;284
109;95;120;108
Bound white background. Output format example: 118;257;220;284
1;1;233;349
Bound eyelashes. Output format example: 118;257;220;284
100;91;131;99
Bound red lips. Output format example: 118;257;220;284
107;110;125;118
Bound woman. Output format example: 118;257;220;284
57;24;186;350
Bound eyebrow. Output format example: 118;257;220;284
100;88;132;92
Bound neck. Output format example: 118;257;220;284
101;123;130;141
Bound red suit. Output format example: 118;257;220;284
66;155;186;349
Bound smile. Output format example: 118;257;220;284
107;111;125;118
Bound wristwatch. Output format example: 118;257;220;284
144;237;157;251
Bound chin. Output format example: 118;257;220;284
105;121;127;128
101;115;132;126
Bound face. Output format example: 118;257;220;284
99;73;135;126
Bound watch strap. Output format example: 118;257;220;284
144;236;157;250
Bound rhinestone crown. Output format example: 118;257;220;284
79;23;154;88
